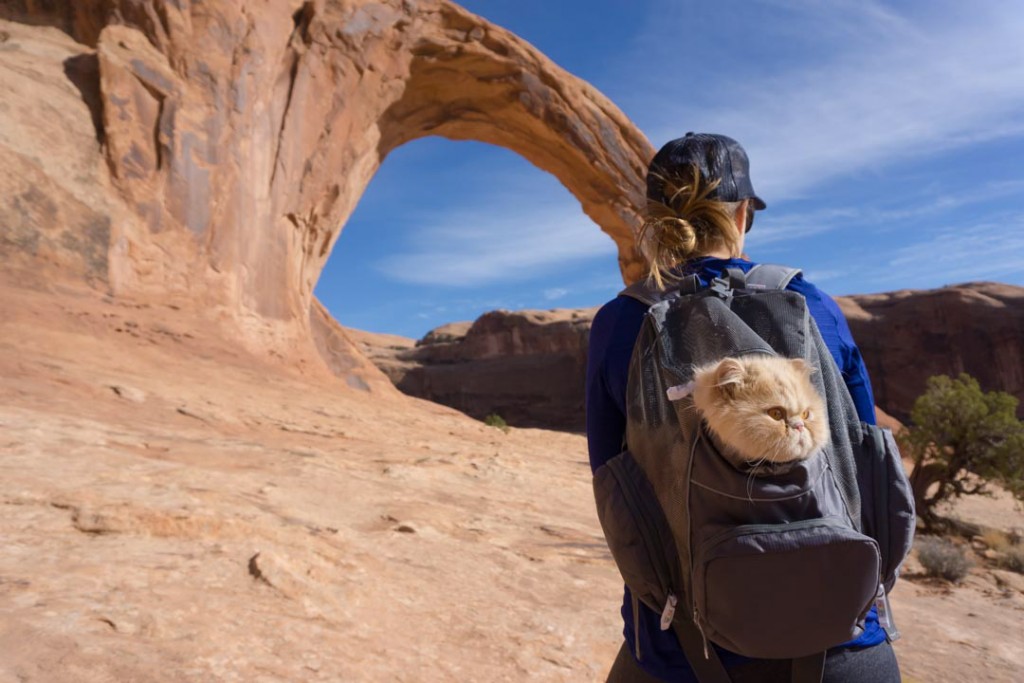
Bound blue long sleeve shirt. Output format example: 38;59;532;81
585;257;882;682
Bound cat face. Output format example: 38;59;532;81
691;355;829;470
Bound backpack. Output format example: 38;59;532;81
592;265;915;683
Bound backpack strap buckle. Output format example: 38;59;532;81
709;276;732;298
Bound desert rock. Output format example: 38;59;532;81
1;0;652;365
350;283;1023;430
838;282;1024;421
366;308;598;430
3;278;1024;681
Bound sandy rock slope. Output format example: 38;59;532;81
3;283;1024;683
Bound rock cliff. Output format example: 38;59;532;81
838;282;1024;421
0;0;651;367
352;282;1024;429
353;308;597;430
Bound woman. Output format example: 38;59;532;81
586;133;900;682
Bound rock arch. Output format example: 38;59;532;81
3;0;652;352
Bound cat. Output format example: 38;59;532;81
691;354;829;473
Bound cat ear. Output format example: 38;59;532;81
714;357;746;392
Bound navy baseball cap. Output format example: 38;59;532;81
646;132;766;211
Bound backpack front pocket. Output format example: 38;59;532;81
693;517;880;659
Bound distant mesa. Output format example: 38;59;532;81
837;282;1024;423
349;308;597;431
350;283;1024;430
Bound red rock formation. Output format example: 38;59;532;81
352;283;1024;429
354;308;597;430
837;282;1024;421
308;298;399;393
0;0;651;370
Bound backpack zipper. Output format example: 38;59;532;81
692;605;709;659
686;436;709;659
607;455;679;661
871;428;892;583
607;456;675;595
695;516;847;557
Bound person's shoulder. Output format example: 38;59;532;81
590;293;649;348
593;293;648;328
785;272;847;325
785;270;828;300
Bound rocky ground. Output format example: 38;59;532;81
0;280;621;682
2;279;1023;682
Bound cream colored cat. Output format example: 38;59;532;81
691;355;828;472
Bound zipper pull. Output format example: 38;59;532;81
666;382;695;401
874;583;901;641
693;606;710;659
659;594;677;630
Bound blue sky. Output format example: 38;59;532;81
315;0;1024;339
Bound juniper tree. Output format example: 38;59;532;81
905;374;1024;528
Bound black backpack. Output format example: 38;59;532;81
593;266;915;683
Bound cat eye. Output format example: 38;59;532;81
767;407;785;421
802;409;811;419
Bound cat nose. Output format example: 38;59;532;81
790;420;805;432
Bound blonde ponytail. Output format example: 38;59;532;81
638;165;742;290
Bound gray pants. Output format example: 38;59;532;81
606;641;901;683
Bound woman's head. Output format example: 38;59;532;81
639;133;765;288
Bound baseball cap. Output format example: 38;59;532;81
646;132;767;211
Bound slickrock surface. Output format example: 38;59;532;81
0;279;622;682
3;278;1024;683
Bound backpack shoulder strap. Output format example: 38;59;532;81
618;281;662;307
621;265;800;303
744;264;802;290
791;651;826;683
673;623;825;683
619;274;702;306
671;621;732;683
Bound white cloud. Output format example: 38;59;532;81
375;199;617;287
747;178;1024;250
636;0;1024;201
791;211;1024;295
879;217;1024;286
543;287;569;300
746;207;861;248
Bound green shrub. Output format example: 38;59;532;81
916;536;973;583
905;374;1024;528
484;413;509;432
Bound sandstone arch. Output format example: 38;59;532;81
1;0;653;356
